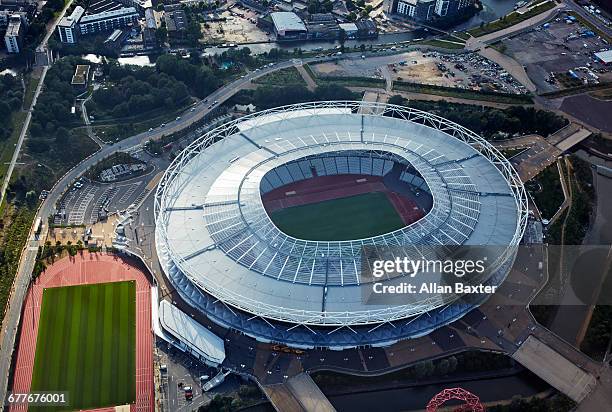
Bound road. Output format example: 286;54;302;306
0;53;339;404
0;0;76;206
0;66;48;207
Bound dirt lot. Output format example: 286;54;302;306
201;5;270;44
310;50;527;93
502;13;612;93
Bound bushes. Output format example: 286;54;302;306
388;96;567;140
581;305;612;360
313;351;515;389
90;63;191;119
252;84;359;110
0;74;24;141
0;207;36;321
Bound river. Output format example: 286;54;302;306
324;370;549;411
85;0;521;62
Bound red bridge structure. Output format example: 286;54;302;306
426;388;485;412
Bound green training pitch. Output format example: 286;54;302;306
269;192;404;241
30;281;136;411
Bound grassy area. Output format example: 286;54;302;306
0;206;36;322
393;81;533;104
269;192;403;241
544;156;594;245
31;281;136;411
88;99;194;143
525;162;564;219
488;41;508;54
468;1;555;37
254;67;305;86
590;86;612;100
0;111;26;183
22;74;38;109
540;81;612;98
418;39;466;50
316;76;386;88
452;32;471;41
581;305;612;360
303;63;386;88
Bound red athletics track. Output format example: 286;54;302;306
262;174;425;225
10;252;154;412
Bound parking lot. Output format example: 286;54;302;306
158;341;215;411
55;152;163;227
57;179;149;226
311;50;528;93
503;12;612;92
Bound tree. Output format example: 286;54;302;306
156;26;168;46
388;95;404;106
25;191;38;208
435;359;450;375
338;29;346;52
414;360;434;378
0;101;11;122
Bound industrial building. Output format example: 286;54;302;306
269;11;307;40
594;50;612;65
259;12;377;41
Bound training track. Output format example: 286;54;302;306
9;253;154;412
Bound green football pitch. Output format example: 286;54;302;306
30;281;136;411
269;192;404;241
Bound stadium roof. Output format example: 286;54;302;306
270;12;306;33
155;102;527;328
80;7;137;24
159;300;225;365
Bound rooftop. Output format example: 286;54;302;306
71;64;90;85
594;49;612;64
155;102;527;327
270;11;306;32
5;16;21;37
339;22;358;31
159;300;226;365
79;6;137;24
58;5;85;28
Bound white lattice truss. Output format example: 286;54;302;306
154;101;529;326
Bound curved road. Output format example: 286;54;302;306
0;54;333;403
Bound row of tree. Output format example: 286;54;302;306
28;57;81;145
387;95;568;140
242;84;358;110
0;74;23;140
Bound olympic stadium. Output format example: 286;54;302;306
154;101;529;349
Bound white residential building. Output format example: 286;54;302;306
4;14;23;53
78;7;139;35
57;6;84;43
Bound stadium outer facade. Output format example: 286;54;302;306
154;101;529;350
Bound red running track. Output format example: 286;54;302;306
10;253;154;412
262;174;425;226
